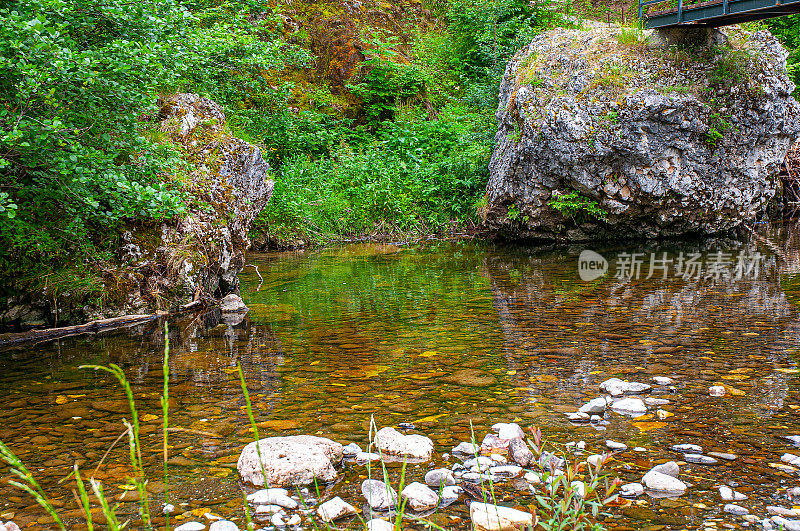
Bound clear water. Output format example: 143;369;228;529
3;225;800;529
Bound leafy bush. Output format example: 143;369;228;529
548;191;608;222
766;15;800;96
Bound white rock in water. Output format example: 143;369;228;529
491;465;523;477
492;422;525;440
247;488;298;509
238;435;342;487
652;376;674;385
620;483;644;497
610;397;647;415
317;497;357;522
644;397;670;406
355;452;381;463
771;516;800;531
375;427;433;460
768;507;800;517
708;451;737;461
470;502;534;531
600;378;652;396
342;442;362;457
782;453;800;465
571;481;586;497
643;470;687;494
606;440;627;451
208;521;239;531
271;513;286;527
709;385;726;396
724;504;749;515
220;293;249;313
175;523;206;531
452;441;480;455
401;482;439;512
440;485;462;505
3;523;20;531
671;443;702;453
524;471;542;485
366;519;395;531
651;461;680;478
586;454;605;467
786;435;800;445
425;468;456;487
566;411;590;422
163;504;176;515
579;397;607;414
361;479;398;510
720;486;748;501
684;453;718;465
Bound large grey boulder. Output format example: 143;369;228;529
485;23;800;241
237;435;343;487
375;427;434;461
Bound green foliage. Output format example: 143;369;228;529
709;47;752;90
706;111;732;146
548;191;608;222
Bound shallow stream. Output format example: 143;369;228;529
4;224;800;530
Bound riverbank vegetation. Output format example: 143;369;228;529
1;0;798;306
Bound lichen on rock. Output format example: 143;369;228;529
484;23;800;241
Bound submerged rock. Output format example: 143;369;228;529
237;435;343;487
610;397;647;415
484;24;800;241
401;482;439;512
375;427;434;461
246;488;298;509
361;479;398;510
425;468;456;487
508;437;534;467
317;497;357;522
366;519;394;531
600;378;652;397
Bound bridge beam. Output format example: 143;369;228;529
650;26;729;49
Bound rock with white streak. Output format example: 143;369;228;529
317;497;357;522
401;482;439;512
470;502;534;531
375;427;434;461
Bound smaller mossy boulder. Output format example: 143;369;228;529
484;23;800;241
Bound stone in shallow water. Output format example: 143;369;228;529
709;386;726;396
470;502;534;531
610;397;647;415
579;397;607;414
317;497;357;522
355;452;381;463
246;489;298;509
782;453;800;465
708;451;737;461
606;440;627;451
671;443;702;454
684;453;718;465
342;442;362;457
254;504;284;515
492;422;525;440
720;486;748;501
376;427;433;460
566;411;590;422
220;294;248;313
652;376;674;385
490;465;523;478
586;454;605;467
425;468;456;487
620;483;644;497
644;397;670;406
724;504;749;515
401;482;439;512
770;516;800;531
769;507;800;517
600;378;652;396
508;437;534;467
237;435;342;487
642;470;687;495
362;479;398;511
440;485;462;505
651;461;680;478
452;441;480;456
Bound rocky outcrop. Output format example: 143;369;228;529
238;435;343;487
0;94;273;329
484;24;800;241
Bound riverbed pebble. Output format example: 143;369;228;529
600;378;652;396
247;489;298;509
355;451;382;463
317;497;357;522
238;435;342;487
254;504;285;515
375;427;433;460
610;397;647;415
440;485;462;505
684;453;718;465
579;397;607;414
782;453;800;465
709;385;726;396
401;482;439;512
362;479;398;510
644;397;670;406
342;442;362;457
452;441;480;455
672;443;702;453
606;440;627;451
508;437;534;466
425;468;456;487
492;422;525;440
724;504;749;515
708;451;738;461
719;486;748;501
620;483;644;497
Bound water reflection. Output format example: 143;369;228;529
2;225;800;528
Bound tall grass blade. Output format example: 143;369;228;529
237;363;270;488
161;322;171;529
